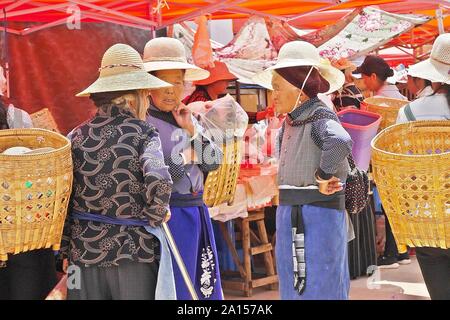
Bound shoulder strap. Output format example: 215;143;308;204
404;104;416;121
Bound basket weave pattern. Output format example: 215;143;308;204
203;138;242;207
371;121;450;249
362;97;409;131
30;108;60;133
0;129;73;261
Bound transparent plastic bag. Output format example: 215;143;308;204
190;94;249;145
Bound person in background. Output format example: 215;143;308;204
395;33;450;300
332;58;364;111
143;37;224;300
61;44;173;300
353;55;407;100
406;70;433;99
184;60;274;124
0;66;57;300
0;66;33;129
353;55;410;268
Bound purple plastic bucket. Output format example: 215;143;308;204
337;109;382;171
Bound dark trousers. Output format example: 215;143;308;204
0;249;57;300
416;247;450;300
67;260;159;300
383;210;399;257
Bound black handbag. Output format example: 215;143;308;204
288;107;369;214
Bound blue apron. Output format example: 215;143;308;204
168;192;223;300
276;190;350;300
71;210;176;300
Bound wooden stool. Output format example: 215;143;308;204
219;209;278;297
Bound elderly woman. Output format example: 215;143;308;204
256;41;352;300
143;37;224;300
61;44;174;300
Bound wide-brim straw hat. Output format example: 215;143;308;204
407;33;450;84
193;61;237;86
252;41;344;94
77;44;171;97
143;37;209;82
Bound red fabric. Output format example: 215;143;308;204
2;22;154;134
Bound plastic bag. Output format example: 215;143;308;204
190;94;249;145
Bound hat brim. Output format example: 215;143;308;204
143;61;210;82
408;58;450;84
76;71;171;97
252;59;345;95
194;74;237;86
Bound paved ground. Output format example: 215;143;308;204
224;256;429;300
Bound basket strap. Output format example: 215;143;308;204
404;104;416;121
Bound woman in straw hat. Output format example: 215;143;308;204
143;37;224;300
397;33;450;124
254;41;352;299
184;60;274;123
395;33;450;300
60;44;175;300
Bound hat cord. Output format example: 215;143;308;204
292;66;314;111
98;63;141;72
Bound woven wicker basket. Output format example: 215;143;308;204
203;138;242;207
371;121;450;249
361;97;409;131
0;129;73;261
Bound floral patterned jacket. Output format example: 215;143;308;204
60;104;173;267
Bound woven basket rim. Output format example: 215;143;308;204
371;120;450;159
363;97;410;104
0;128;70;160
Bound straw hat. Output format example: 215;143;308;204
143;37;209;82
252;41;344;94
193;61;237;86
407;33;450;84
76;44;171;97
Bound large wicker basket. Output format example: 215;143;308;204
361;97;409;131
371;121;450;249
203;138;242;207
0;129;73;261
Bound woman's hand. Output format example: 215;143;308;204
317;176;344;195
172;103;195;136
